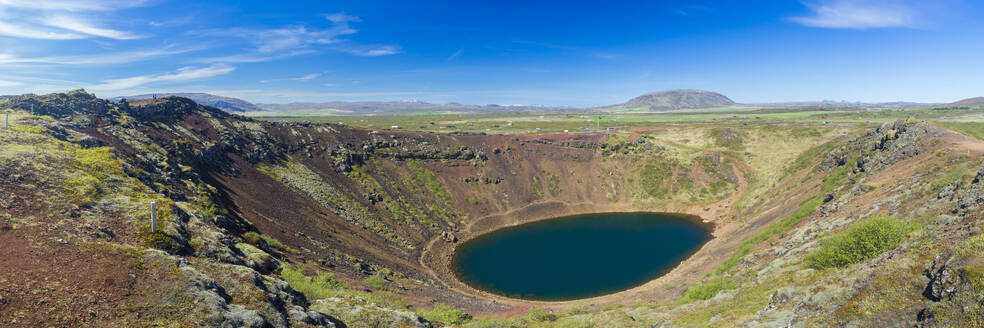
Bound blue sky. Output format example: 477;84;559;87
0;0;982;106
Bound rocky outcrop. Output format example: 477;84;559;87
141;250;343;328
311;296;432;328
955;167;984;213
819;119;932;174
0;89;114;121
923;254;964;302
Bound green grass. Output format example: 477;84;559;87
10;124;44;134
784;139;842;176
806;216;911;269
926;163;970;194
935;121;984;140
243;231;286;250
715;197;822;275
813;107;984;121
964;266;984;292
526;307;558;322
419;303;471;325
708;128;744;151
406;159;457;219
61;146;128;204
639;157;679;197
532;175;544;198
545;172;562;196
349;164;417;225
252;109;859;135
678;277;738;304
282;265;413;311
280;265;346;300
363;274;387;290
674;278;779;326
955;233;984;259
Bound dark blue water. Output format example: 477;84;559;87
452;212;712;301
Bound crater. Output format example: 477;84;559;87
451;212;712;301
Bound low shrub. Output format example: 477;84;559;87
527;307;558;322
243;231;262;245
531;175;544;197
678;277;737;304
363;273;387;290
807;216;911;269
280;265;345;300
419;303;471;325
243;231;286;250
545;172;562;196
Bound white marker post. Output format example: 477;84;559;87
150;201;157;233
4;112;8;129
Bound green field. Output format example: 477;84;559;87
248;106;984;134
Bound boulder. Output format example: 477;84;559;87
441;231;458;243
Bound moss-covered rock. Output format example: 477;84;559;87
235;242;280;274
310;296;431;328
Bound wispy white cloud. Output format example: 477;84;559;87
259;73;322;83
293;73;320;81
0;0;151;12
148;15;194;27
89;64;235;92
194;50;316;64
0;80;23;87
191;22;355;54
0;46;203;65
335;44;401;56
514;40;618;60
0;20;84;39
401;65;553;74
789;0;918;29
0;0;150;39
42;15;145;39
447;48;463;61
324;13;361;23
192;12;399;62
668;4;715;16
202;88;435;102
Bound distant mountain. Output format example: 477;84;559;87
257;101;461;113
114;93;261;112
943;97;984;108
255;101;560;115
617;89;735;111
758;100;934;110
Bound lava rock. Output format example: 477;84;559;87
924;254;963;301
441;231;458;243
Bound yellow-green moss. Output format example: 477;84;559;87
419;303;471;325
10;124;44;134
